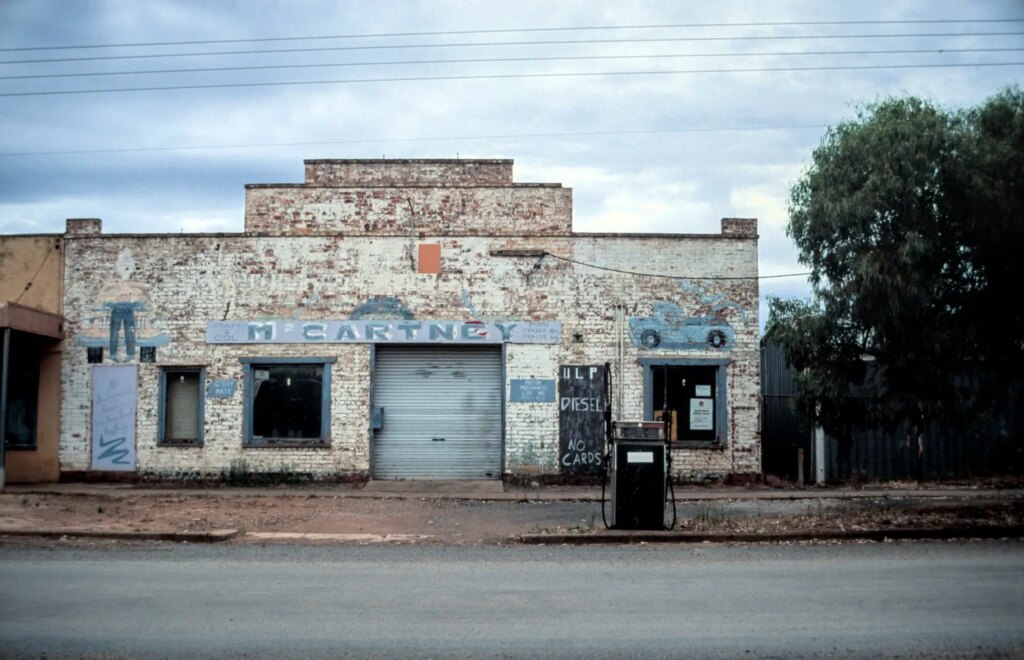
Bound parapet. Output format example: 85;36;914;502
721;218;758;237
65;218;102;235
245;159;572;236
304;159;514;187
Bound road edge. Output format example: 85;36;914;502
0;528;240;543
515;524;1024;545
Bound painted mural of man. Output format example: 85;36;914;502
99;279;149;362
78;249;170;363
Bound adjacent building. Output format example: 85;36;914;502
0;234;64;484
55;159;760;482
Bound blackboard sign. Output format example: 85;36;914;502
559;364;606;475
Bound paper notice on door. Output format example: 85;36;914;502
689;398;713;431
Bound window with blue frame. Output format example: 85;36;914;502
159;367;205;446
642;359;728;446
241;358;334;446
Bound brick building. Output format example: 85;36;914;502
59;159;760;482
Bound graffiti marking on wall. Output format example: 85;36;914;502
91;365;137;472
96;434;130;465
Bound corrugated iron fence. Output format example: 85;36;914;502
760;342;1023;483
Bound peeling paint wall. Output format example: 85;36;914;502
0;236;63;314
60;160;760;481
245;159;571;237
304;159;515;187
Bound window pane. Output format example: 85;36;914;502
652;365;718;442
4;333;40;449
165;371;200;440
252;364;323;439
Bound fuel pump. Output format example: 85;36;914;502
600;363;677;530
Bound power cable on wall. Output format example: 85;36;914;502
541;252;810;280
2;60;1021;98
14;244;54;304
3;18;1021;52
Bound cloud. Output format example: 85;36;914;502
0;195;244;235
518;164;716;233
730;183;790;232
172;213;240;233
2;0;1021;337
584;184;715;234
0;198;84;233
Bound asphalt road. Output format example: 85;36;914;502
1;541;1022;658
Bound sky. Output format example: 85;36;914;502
1;0;1021;329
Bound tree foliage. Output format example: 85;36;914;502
766;87;1024;440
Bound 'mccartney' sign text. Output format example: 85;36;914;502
206;320;562;345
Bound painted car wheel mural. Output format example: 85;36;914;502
708;330;728;349
640;329;661;348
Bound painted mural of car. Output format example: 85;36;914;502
628;302;734;350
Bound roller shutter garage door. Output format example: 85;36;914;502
371;346;503;480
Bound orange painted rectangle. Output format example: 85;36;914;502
418;243;441;274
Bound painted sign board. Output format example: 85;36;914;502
509;379;556;403
558;365;606;475
207;379;237;398
91;365;137;472
206;320;561;345
689;397;714;431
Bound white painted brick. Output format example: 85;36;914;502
60;161;760;481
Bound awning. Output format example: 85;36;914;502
0;302;64;339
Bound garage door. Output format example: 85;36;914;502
371;346;503;480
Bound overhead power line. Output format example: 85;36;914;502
2;18;1021;52
542;252;809;280
1;60;1020;98
3;31;1021;65
0;124;828;157
1;46;1018;82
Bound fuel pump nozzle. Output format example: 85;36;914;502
662;365;677;530
601;362;613;529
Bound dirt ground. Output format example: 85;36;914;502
0;493;577;543
1;490;1021;545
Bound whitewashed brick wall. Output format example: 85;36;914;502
60;161;760;481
